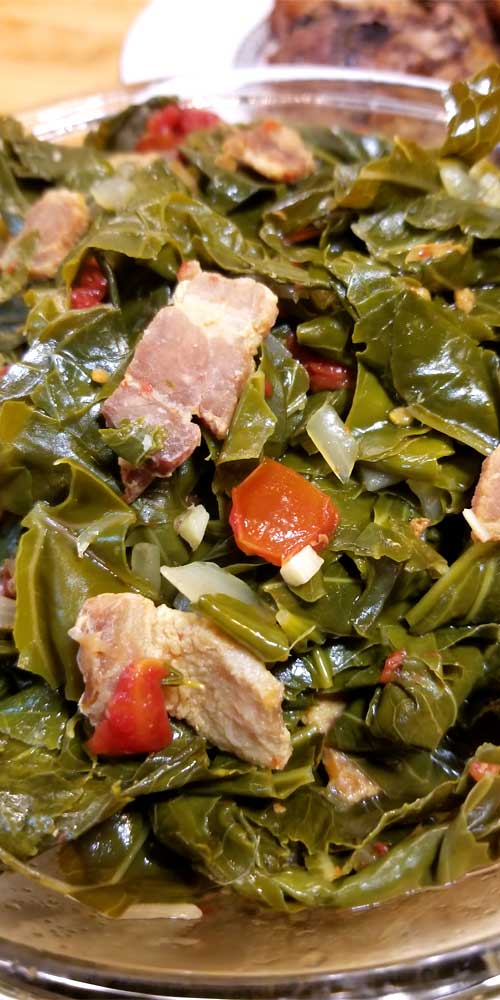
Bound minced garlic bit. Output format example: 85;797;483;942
91;368;110;384
389;406;414;426
414;286;431;301
273;801;286;814
454;287;476;314
402;278;431;301
175;504;210;550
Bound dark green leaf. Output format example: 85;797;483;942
100;418;167;466
441;64;500;164
14;461;153;697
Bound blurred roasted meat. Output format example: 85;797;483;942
269;0;500;80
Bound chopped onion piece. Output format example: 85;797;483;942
302;696;345;733
439;161;477;201
0;595;15;630
175;504;210;550
463;508;491;542
307;402;358;483
91;175;135;211
119;902;202;921
280;545;324;587
161;561;260;606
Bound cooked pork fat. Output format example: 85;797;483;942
70;593;292;770
1;188;90;280
173;261;279;436
102;262;278;500
221;120;315;183
323;748;380;803
467;444;500;541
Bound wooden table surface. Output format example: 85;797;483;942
0;0;146;114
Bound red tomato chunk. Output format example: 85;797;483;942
380;649;407;684
229;458;339;566
71;256;108;310
136;103;220;153
287;334;355;392
87;657;172;756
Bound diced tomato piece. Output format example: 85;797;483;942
71;288;104;309
286;333;354;392
0;559;15;598
0;364;9;377
135;102;220;153
229;458;339;566
71;255;108;310
286;225;318;245
469;760;500;782
380;649;407;684
87;657;172;756
177;107;221;133
305;359;355;392
374;841;389;857
264;377;273;399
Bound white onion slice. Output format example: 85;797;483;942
0;595;15;630
175;505;210;550
161;561;259;606
463;508;491;542
91;175;135;211
280;545;324;587
307;402;358;483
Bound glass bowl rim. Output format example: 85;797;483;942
15;64;449;141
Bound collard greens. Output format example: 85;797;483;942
2;65;500;916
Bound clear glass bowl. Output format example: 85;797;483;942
2;68;500;1000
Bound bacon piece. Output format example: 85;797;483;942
102;263;278;499
221;120;315;183
69;593;291;770
465;444;500;541
1;188;90;280
323;748;380;803
174;262;279;434
302;696;345;733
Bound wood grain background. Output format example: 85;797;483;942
0;0;146;114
